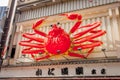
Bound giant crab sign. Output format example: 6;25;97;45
19;13;106;61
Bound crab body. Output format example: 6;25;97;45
19;13;106;61
45;25;71;54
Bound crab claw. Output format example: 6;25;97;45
61;13;82;20
32;18;47;37
61;13;82;34
32;18;45;29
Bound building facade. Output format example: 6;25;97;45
0;7;7;19
0;7;7;44
0;0;120;79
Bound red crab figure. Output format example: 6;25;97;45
19;13;106;61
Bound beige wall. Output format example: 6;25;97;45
0;63;120;78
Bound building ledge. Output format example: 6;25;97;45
2;57;120;68
17;0;67;11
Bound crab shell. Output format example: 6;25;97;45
45;24;71;54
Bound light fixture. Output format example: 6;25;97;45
78;48;82;51
101;48;107;58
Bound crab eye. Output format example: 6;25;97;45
78;48;82;51
50;25;53;27
57;22;60;25
57;50;61;53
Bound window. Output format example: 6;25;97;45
10;48;16;58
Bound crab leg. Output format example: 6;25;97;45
31;54;50;61
73;40;102;50
61;13;82;33
61;13;82;20
72;39;102;58
73;39;102;57
20;39;32;42
33;18;47;37
84;40;100;57
22;33;44;42
70;21;82;34
78;21;98;29
74;30;102;42
68;14;82;33
73;21;101;39
84;40;102;57
21;47;47;60
22;48;45;54
73;30;106;44
68;52;86;59
19;42;44;48
85;48;94;57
